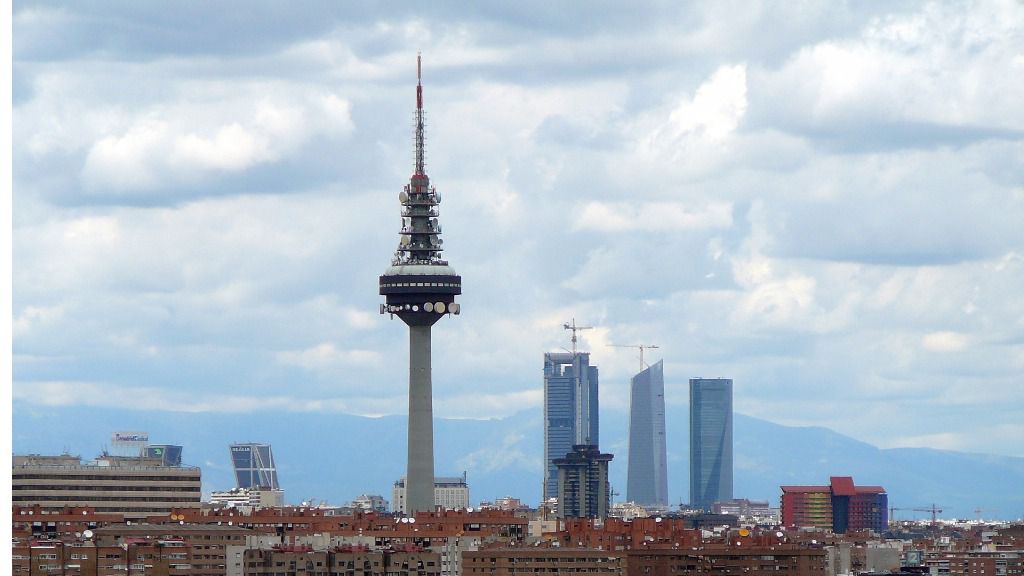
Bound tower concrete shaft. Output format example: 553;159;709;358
379;55;461;514
406;324;434;514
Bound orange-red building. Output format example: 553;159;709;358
781;476;887;533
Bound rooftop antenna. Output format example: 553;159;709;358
563;318;593;354
414;51;425;176
609;344;660;369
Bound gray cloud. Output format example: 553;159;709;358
13;1;1024;459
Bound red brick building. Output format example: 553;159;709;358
781;476;887;533
245;545;441;576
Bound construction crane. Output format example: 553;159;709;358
563;318;593;354
910;504;944;524
897;502;942;524
891;505;945;525
609;344;660;370
889;506;905;524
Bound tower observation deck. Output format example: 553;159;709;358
379;55;461;514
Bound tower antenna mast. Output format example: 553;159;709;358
414;52;425;176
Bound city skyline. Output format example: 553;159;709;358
12;0;1024;470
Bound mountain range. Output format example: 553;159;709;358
13;404;1024;520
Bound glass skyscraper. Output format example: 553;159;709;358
230;443;280;490
627;360;668;508
543;352;599;502
689;378;733;510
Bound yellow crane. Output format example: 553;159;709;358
891;504;945;525
609;343;660;370
563;318;593;354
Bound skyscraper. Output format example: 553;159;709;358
230;443;279;490
543;352;599;502
689;378;733;510
379;55;462;514
627;360;668;508
555;444;614;519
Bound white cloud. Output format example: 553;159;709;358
13;305;66;336
12;380;405;415
638;63;748;158
277;342;383;370
17;71;354;195
921;331;970;353
435;390;543;419
13;380;329;412
456;432;541;474
575;201;732;233
758;1;1024;131
664;63;748;142
79;91;352;193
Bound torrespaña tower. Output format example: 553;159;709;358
379;55;462;514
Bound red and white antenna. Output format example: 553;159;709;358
416;52;423;110
414;52;425;175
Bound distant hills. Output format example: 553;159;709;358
12;403;1024;520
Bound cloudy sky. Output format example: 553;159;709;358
12;1;1024;458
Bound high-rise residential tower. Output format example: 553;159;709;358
543;352;599;502
626;360;668;508
555;444;614;519
689;378;733;510
379;55;462;514
230;443;280;490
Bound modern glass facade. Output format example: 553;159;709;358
627;360;668;508
230;443;280;490
146;444;183;467
543;352;599;502
689;378;733;510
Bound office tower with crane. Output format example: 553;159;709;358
543;320;600;503
622;352;668;509
689;378;733;510
379;55;462;514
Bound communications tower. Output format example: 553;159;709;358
379;55;462;515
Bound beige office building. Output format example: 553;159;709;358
12;454;201;519
392;474;470;514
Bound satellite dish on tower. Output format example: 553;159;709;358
399;190;409;203
82;530;94;539
400;236;411;246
